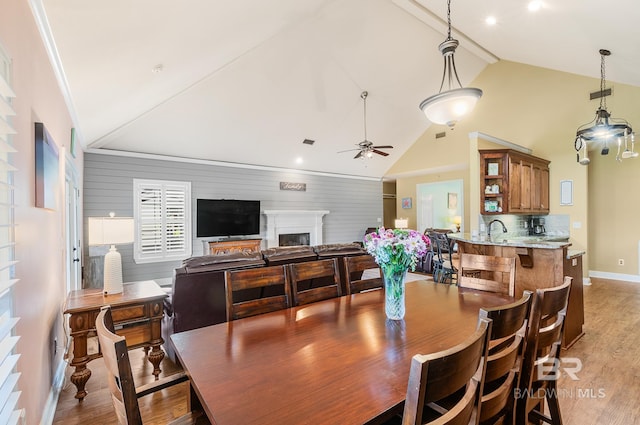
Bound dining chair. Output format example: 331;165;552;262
224;265;291;321
400;318;492;425
428;231;457;284
343;254;383;295
477;291;532;424
458;253;516;297
515;277;572;425
288;258;342;306
95;306;208;425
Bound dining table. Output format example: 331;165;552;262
170;280;513;425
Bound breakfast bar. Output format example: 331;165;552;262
448;233;585;348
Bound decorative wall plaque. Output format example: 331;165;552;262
280;182;306;191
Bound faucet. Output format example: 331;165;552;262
487;219;508;238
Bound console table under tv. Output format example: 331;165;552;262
208;238;262;255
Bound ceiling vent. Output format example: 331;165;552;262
589;87;612;100
435;131;447;139
302;139;315;145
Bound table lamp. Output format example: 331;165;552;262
88;213;134;295
453;215;462;232
394;218;409;229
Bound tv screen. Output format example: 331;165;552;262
196;199;260;237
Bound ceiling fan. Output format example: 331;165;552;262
339;91;393;159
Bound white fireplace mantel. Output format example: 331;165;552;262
263;210;329;248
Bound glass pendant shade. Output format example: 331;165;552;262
420;87;482;127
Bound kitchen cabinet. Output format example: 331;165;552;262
480;149;550;215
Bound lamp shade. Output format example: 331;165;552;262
88;217;134;246
394;218;409;229
88;215;134;295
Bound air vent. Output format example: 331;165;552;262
302;139;315;145
435;131;446;139
590;88;612;100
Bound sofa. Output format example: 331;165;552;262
162;242;366;361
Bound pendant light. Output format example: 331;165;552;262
574;49;634;165
419;0;482;128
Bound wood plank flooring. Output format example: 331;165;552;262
52;277;640;424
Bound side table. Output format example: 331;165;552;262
63;280;167;401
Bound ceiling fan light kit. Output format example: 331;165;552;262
338;91;393;159
575;49;635;165
419;0;482;128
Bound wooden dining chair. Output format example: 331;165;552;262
343;254;383;295
515;277;572;425
95;306;208;425
288;258;342;306
224;265;291;321
458;253;516;297
400;318;492;425
477;291;532;424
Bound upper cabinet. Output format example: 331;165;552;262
480;149;550;215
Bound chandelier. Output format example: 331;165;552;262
575;49;635;165
419;0;482;128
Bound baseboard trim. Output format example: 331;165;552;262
588;270;640;283
39;357;67;425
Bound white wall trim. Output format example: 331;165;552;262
588;270;640;283
469;132;533;154
384;162;469;180
39;357;67;425
86;148;381;182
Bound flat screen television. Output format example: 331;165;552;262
196;199;261;237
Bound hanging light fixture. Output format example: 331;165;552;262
574;49;634;165
419;0;482;128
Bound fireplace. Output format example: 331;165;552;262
263;210;329;248
279;233;310;246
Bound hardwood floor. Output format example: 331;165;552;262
52;277;640;424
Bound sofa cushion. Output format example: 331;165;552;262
181;251;264;274
262;245;317;264
314;242;366;257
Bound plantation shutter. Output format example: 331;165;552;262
133;179;191;263
0;44;24;424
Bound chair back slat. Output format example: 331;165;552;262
343;254;382;295
289;259;342;306
402;318;491;425
225;265;291;321
458;253;516;296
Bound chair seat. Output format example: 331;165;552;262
168;411;209;425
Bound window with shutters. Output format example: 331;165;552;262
133;179;192;264
0;42;24;424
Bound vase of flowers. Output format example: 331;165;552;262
363;228;430;320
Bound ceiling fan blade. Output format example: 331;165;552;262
337;148;360;153
372;145;393;149
354;151;363;159
372;149;389;157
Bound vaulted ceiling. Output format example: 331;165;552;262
36;0;640;178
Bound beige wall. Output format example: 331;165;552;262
1;0;83;422
388;60;640;277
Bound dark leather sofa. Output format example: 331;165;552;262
162;243;366;361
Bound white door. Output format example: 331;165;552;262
65;159;81;292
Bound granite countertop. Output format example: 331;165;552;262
448;233;572;250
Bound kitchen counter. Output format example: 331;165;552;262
448;233;571;249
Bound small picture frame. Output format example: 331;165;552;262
401;197;412;209
447;192;458;209
487;163;499;175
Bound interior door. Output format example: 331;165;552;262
65;160;81;292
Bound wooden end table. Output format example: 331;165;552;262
64;280;167;401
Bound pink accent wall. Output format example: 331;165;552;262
0;0;83;423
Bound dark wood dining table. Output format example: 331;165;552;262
170;280;512;425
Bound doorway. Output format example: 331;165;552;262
416;180;463;233
65;156;81;292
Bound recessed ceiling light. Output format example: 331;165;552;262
295;157;303;164
528;1;542;12
485;16;497;25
